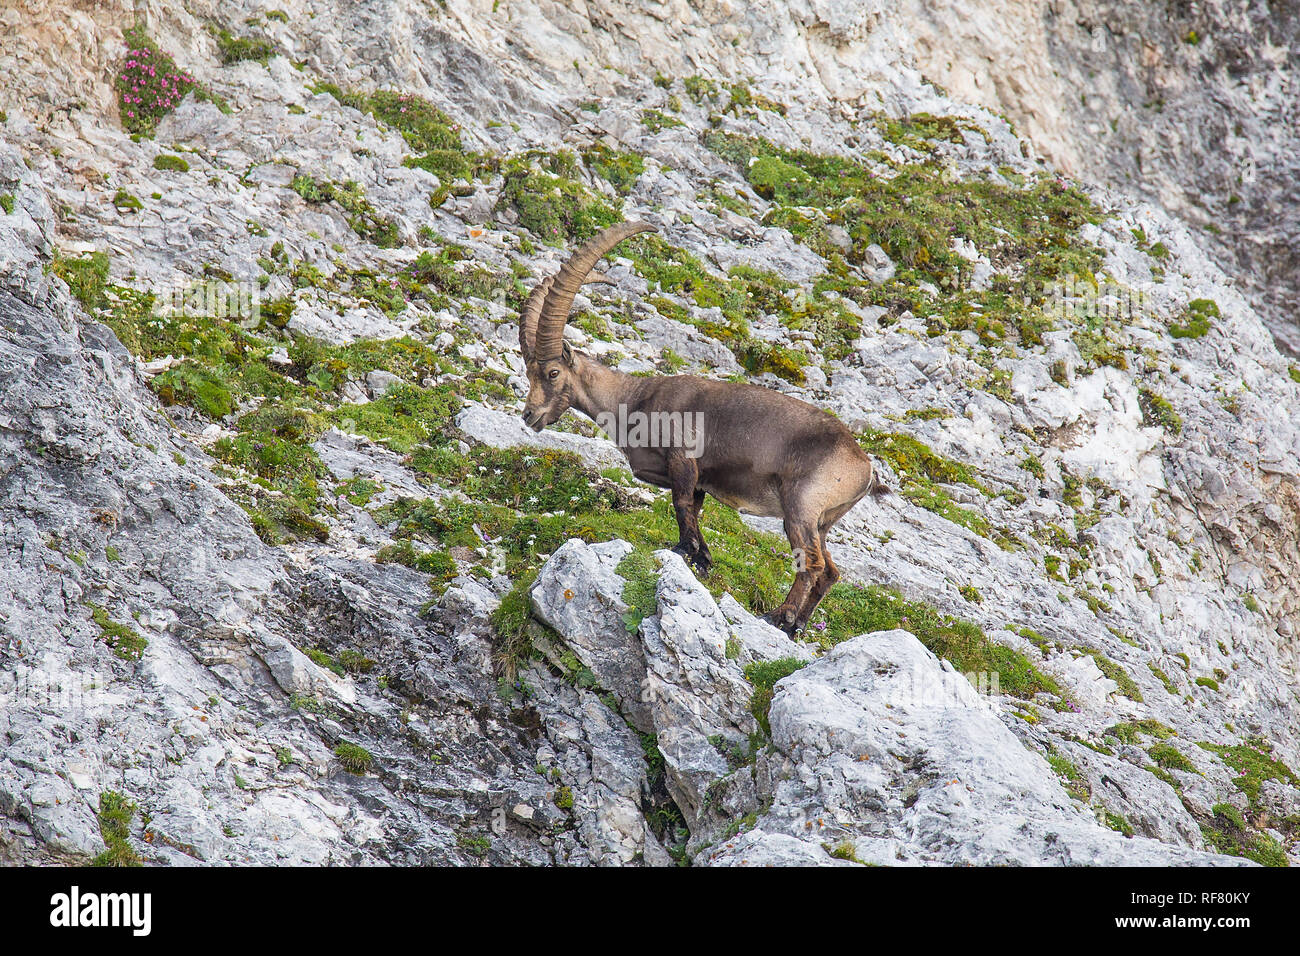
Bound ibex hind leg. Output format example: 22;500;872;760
782;455;876;634
791;527;842;633
765;506;824;636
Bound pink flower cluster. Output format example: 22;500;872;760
116;43;196;130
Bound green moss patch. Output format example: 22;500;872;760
87;282;333;543
682;75;721;103
581;143;645;195
496;151;621;244
212;24;278;64
53;251;111;312
810;583;1064;702
1138;387;1182;435
153;153;190;172
1082;649;1142;701
641;109;683;132
153;362;239;418
406;242;505;300
629;236;847;383
856;428;985;489
1203;804;1288;866
1102;810;1134;837
82;244;532;544
311;84;493;193
376;540;458;585
744;658;807;736
723;80;787;116
334;742;374;774
1047;750;1090;801
1106;719;1175;745
86;602;148;660
874;111;981;151
855;428;1006;541
700;131;1113;374
616;549;659;634
291;174;400;248
1168;298;1218;339
331;382;458;454
1196;740;1298;866
92;791;141;866
1147;662;1179;695
1148;742;1197;773
1197;739;1299;806
112;189;143;211
704;131;1101;292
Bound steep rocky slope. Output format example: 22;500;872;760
1;1;1297;866
897;0;1300;353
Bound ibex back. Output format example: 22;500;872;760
518;221;886;635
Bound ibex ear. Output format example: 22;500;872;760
561;341;576;367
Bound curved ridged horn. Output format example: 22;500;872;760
518;274;556;359
533;220;656;362
517;263;624;359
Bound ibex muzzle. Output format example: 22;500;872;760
518;221;886;635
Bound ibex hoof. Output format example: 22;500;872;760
671;544;712;575
761;609;799;637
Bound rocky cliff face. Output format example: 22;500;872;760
900;0;1300;354
1;0;1297;866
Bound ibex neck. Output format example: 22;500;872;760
570;352;639;423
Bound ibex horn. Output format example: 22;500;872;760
532;220;656;363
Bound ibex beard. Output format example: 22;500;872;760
518;221;888;636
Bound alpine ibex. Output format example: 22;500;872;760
518;221;886;635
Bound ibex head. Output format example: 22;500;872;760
518;220;655;431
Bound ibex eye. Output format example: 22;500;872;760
548;369;560;379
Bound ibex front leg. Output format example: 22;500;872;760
667;454;712;573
